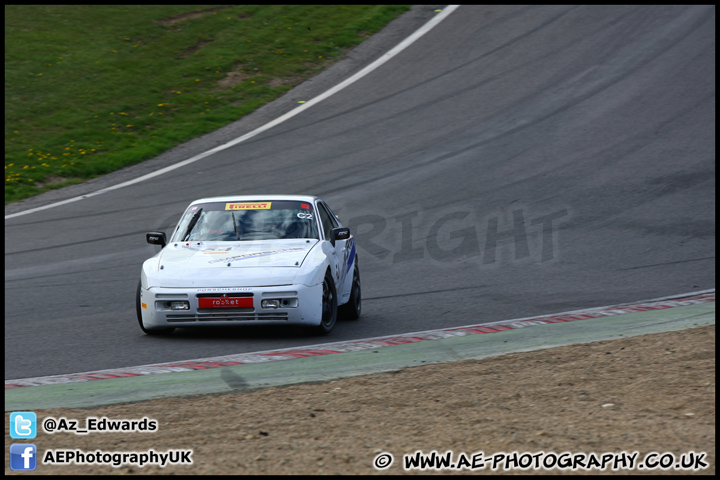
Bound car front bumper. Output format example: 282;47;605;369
139;283;323;329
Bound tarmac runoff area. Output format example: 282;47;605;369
4;291;714;412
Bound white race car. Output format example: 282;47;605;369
137;195;360;335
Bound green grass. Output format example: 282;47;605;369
4;5;410;204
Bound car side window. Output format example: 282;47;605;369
323;203;341;228
317;203;335;241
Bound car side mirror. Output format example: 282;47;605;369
331;227;350;247
146;231;167;248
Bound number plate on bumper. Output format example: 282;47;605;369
198;297;253;309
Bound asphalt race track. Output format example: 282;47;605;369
4;5;715;380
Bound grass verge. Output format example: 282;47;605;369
5;5;410;204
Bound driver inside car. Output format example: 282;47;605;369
196;211;234;240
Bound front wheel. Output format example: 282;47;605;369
307;271;337;335
136;281;175;336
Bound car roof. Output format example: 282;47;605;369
188;195;321;205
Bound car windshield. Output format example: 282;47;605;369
171;200;319;242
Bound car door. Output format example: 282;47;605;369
325;202;355;302
316;201;349;294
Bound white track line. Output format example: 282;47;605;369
5;6;460;220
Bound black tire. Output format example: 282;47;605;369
307;271;337;335
136;281;175;336
339;265;361;320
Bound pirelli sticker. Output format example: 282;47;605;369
225;202;271;210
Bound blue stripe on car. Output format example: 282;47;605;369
346;243;356;273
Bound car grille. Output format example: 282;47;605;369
166;312;289;323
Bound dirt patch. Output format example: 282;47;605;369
5;325;714;475
154;7;230;27
217;66;253;89
33;175;69;189
268;76;304;89
177;39;211;59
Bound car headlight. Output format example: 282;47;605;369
168;301;190;310
261;299;280;309
261;299;298;309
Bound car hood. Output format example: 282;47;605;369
149;239;318;287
